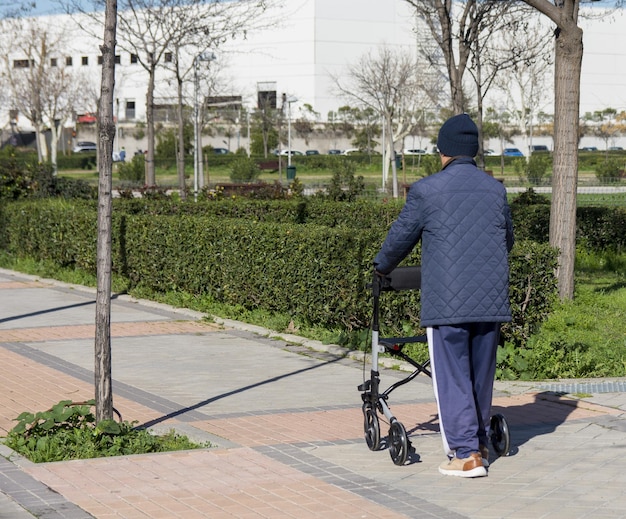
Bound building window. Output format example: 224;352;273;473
51;58;58;67
81;56;88;66
115;54;121;64
125;100;136;120
130;53;138;64
66;56;73;66
13;59;30;69
164;52;172;63
98;56;103;65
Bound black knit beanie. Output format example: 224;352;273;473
437;113;479;157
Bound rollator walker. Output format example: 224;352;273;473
358;266;510;466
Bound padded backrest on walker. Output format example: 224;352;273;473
383;266;421;291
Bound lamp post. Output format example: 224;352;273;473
286;95;297;167
193;51;216;201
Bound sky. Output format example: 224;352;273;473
17;0;626;115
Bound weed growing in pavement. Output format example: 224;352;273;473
4;400;209;463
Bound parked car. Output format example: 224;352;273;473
73;141;97;153
402;148;426;155
305;149;320;155
342;148;361;155
530;145;549;153
503;148;524;157
608;146;623;151
327;149;342;155
213;147;229;154
278;149;303;156
484;149;496;155
579;146;598;152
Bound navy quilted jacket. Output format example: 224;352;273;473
374;157;514;326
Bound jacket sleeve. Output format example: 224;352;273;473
373;187;425;274
503;193;515;252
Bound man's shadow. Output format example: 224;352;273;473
395;391;580;465
491;391;582;457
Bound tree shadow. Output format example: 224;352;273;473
137;355;345;429
0;292;126;324
595;280;626;293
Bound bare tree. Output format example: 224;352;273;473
333;46;434;197
468;4;552;166
94;0;118;423
491;16;554;157
404;0;486;113
0;19;89;166
68;0;281;189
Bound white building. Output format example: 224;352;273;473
2;0;626;153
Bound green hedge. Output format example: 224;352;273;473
511;203;626;250
1;199;557;347
113;196;626;252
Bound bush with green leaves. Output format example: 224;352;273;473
595;159;623;183
5;399;207;463
0;152;96;200
0;149;31;200
512;155;550;185
230;156;261;183
156;124;193;159
324;157;365;201
118;154;145;183
420;154;441;176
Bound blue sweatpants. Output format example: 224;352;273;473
427;322;500;459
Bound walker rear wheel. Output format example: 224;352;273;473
363;404;381;451
388;420;409;466
490;413;510;456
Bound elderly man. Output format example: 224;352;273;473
374;113;514;478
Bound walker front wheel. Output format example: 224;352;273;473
388;420;410;466
490;413;510;456
363;404;381;451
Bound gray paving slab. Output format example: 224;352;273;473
2;267;626;519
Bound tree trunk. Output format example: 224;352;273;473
50;127;59;174
387;114;398;198
145;66;156;186
94;0;118;423
176;74;187;200
550;22;582;300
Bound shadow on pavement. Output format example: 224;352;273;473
138;355;344;429
492;391;580;456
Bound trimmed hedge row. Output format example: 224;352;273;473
1;199;557;347
113;196;626;252
511;203;626;250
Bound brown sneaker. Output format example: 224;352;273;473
479;444;490;468
438;453;487;478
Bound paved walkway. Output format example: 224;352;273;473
0;267;625;519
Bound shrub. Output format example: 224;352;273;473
230;156;261;183
595;159;623;183
0;157;96;200
0;151;31;200
512;156;550;185
511;187;550;206
420;154;441;176
526;154;551;185
325;157;365;201
118;154;145;183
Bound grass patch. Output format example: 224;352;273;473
497;251;626;380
